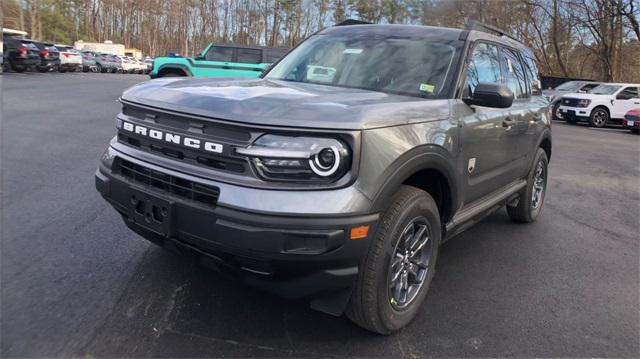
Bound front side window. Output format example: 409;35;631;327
266;33;460;98
466;42;502;96
236;48;262;64
205;46;234;62
617;87;639;99
591;85;622;95
500;47;527;99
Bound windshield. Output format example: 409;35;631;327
590;84;622;95
265;33;460;98
554;81;581;91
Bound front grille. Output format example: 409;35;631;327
562;98;581;106
116;159;220;206
625;114;639;122
118;133;248;174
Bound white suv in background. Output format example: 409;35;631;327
558;83;640;127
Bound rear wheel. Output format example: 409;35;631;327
347;185;440;335
589;108;609;128
97;63;103;73
631;129;640;135
507;148;548;223
37;66;48;73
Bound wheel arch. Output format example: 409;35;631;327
156;64;191;77
370;146;460;225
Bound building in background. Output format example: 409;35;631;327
124;48;143;59
74;40;124;55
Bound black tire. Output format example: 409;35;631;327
507;148;548;223
631;129;640;135
347;185;441;335
37;66;48;73
589;107;609;128
159;72;184;77
552;102;561;121
59;67;67;73
97;63;103;73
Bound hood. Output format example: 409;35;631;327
560;93;609;100
121;77;450;130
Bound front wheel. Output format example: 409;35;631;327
347;185;440;335
507;148;548;223
589;108;609;128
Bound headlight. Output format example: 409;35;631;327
236;134;351;183
577;99;591;107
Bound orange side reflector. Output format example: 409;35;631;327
350;225;369;240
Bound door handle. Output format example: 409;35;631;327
502;118;515;127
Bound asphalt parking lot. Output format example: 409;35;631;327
2;72;639;357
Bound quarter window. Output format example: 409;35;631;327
500;48;527;99
205;46;234;62
466;43;502;95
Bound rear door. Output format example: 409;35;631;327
459;42;521;203
498;46;539;176
612;87;640;119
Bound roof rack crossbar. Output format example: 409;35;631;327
466;20;520;43
336;19;372;26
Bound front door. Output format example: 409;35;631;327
459;42;521;204
612;87;640;119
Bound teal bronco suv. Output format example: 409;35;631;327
150;43;288;78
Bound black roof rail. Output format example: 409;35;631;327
336;19;372;26
466;20;521;43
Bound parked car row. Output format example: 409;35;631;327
2;36;151;74
544;80;640;134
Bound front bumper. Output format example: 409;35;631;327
558;105;590;121
95;146;378;299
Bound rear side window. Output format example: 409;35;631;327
522;55;542;95
466;42;502;96
205;46;234;62
236;48;262;64
500;48;527;99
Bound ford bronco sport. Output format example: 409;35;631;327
96;21;552;334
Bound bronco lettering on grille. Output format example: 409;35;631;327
120;120;223;153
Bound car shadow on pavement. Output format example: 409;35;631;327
81;209;551;358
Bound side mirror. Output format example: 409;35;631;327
463;83;514;108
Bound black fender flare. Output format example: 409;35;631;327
156;64;192;77
369;145;461;221
534;128;552;163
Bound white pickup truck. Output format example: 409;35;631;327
558;83;640;127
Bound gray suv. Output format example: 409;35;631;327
96;22;551;334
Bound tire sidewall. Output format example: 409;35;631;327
374;192;441;332
524;149;549;220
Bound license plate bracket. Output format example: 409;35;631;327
128;187;174;237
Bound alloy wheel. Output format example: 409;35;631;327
388;217;432;310
531;160;546;209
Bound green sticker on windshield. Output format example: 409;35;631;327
420;83;435;93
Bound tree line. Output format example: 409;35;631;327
3;0;639;82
